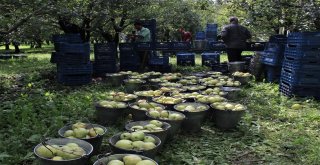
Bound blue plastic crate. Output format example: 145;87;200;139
59;42;90;55
57;63;93;75
52;34;82;43
195;31;206;40
261;43;286;66
50;52;57;63
119;43;134;52
156;42;173;50
201;52;220;67
282;57;320;71
94;43;117;61
149;56;169;65
57;73;91;86
264;65;282;83
205;30;217;40
172;42;191;50
284;45;320;61
93;62;118;73
281;68;320;86
177;52;195;66
208;41;226;51
134;42;155;51
120;63;140;71
280;80;320;99
56;52;90;64
287;32;320;46
269;35;287;44
206;23;218;29
212;63;228;73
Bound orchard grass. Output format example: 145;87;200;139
0;46;319;165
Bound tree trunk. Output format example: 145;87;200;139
35;39;42;48
5;43;10;50
14;45;20;53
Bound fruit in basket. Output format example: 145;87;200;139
36;145;56;158
183;85;206;91
131;100;164;111
74;128;89;138
160;110;169;118
149;110;160;118
136;160;156;165
104;92;138;102
120;132;132;140
114;132;157;151
129;121;164;133
175;104;208;112
98;100;127;109
63;123;105;139
168;113;184;120
178;79;198;85
115;140;133;150
233;71;252;77
134;90;163;97
123;155;142;165
108;160;124;165
126;79;144;83
52;156;63;160
150;120;163;127
196;95;225;104
201;88;227;96
72;122;86;129
153;96;183;104
88;127;104;137
36;143;86;160
291;103;302;110
149;78;168;83
160;82;183;87
211;102;246;111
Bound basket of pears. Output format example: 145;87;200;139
124;79;146;93
195;95;226;105
232;71;252;85
174;103;210;132
201;87;228;97
93;154;158;165
34;138;93;165
178;79;198;85
109;132;161;159
102;91;138;103
152;96;185;110
146;110;185;138
134;90;163;101
145;71;162;79
159;82;183;88
159;87;187;95
182;85;207;92
161;73;182;82
211;102;246;130
125;120;171;144
58;122;107;155
129;100;165;121
95;100;128;125
172;92;202;102
130;74;150;80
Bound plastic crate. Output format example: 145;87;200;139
201;52;220;67
120;63;140;71
176;52;195;66
52;34;82;43
264;65;282;83
94;43;117;61
149;56;169;65
281;66;320;86
206;23;218;29
282;57;320;71
280;80;320;99
148;64;172;73
208;41;226;51
211;63;228;73
57;63;93;75
50;52;57;63
284;45;320;61
59;42;90;55
205;30;217;40
172;42;191;50
195;31;206;40
156;42;173;50
268;35;287;44
134;42;155;51
287;32;320;46
261;44;286;66
93;62;118;73
119;43;134;52
56;52;90;64
57;73;91;86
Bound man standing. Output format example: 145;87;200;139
130;20;151;70
178;28;192;42
221;17;251;62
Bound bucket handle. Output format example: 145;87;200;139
96;152;113;165
84;118;100;138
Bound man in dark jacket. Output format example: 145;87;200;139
221;17;251;62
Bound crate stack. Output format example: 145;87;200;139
148;52;171;72
176;52;195;66
261;35;287;82
119;43;140;71
201;52;220;67
52;34;92;86
93;43;118;76
205;23;218;42
280;32;320;99
195;31;206;40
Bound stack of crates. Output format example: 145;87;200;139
205;23;218;42
119;43;140;71
280;32;320;99
148;52;171;72
93;43;117;76
261;35;287;82
201;52;220;67
176;52;195;66
52;34;92;86
195;31;206;40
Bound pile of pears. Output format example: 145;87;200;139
130;100;164;111
159;87;185;93
195;95;226;104
36;143;85;160
232;71;252;77
104;92;137;102
172;92;201;99
126;79;145;83
175;104;208;112
160;82;182;87
106;155;156;165
63;122;105;139
148;110;184;120
178;79;198;85
149;78;168;83
201;88;227;96
98;101;127;109
134;90;163;97
115;132;157;151
153;96;183;105
182;85;206;91
211;102;246;111
129;120;164;133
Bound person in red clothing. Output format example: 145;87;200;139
178;28;192;42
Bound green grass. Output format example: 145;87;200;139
1;47;320;165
